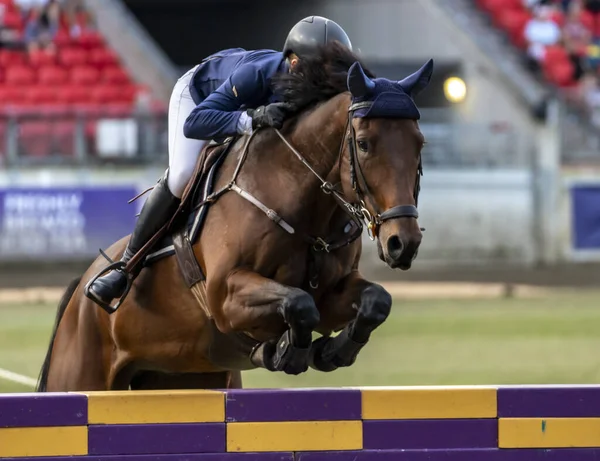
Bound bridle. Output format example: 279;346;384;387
273;99;423;239
345;100;423;240
189;98;423;289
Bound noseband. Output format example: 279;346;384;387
345;101;422;239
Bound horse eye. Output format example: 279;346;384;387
357;140;369;152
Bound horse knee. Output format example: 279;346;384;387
280;289;320;331
358;284;392;327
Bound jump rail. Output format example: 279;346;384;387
1;385;600;460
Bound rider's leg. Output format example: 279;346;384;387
87;70;206;305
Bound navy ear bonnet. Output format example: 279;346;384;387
347;59;434;120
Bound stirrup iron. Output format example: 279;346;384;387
83;249;135;315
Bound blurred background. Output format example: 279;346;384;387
2;0;600;392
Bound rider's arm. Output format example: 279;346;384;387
183;64;265;140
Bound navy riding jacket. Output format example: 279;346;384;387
183;48;288;140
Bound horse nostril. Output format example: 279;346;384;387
387;235;404;256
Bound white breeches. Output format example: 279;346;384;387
166;66;207;198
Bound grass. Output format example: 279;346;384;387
2;289;600;393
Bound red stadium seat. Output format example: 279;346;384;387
70;65;99;84
0;85;25;104
54;29;75;47
58;48;87;67
0;49;26;66
119;84;138;104
24;86;58;104
543;59;575;87
56;86;91;105
3;9;23;29
38;65;68;85
89;48;119;68
89;84;121;104
497;8;531;48
542;45;571;67
28;50;57;68
580;10;595;31
5;65;36;85
549;9;565;27
485;0;524;19
0;0;19;14
77;30;103;49
101;66;130;84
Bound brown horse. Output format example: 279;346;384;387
36;43;433;392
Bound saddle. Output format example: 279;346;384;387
139;136;238;286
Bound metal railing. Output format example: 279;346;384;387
0;110;168;168
0;110;537;169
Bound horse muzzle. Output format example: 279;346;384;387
372;204;422;270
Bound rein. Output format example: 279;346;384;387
191;99;423;289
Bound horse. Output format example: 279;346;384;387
36;43;433;392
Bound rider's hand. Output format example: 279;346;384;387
247;102;296;130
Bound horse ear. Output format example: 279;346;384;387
347;61;375;98
398;59;434;97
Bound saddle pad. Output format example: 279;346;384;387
143;145;230;267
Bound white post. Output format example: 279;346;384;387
532;98;562;265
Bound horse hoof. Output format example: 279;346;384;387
308;336;338;372
272;330;310;375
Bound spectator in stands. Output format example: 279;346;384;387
14;0;47;15
0;4;25;50
60;0;87;38
563;0;591;51
581;70;600;126
563;0;591;81
560;0;575;13
524;5;563;66
23;0;59;54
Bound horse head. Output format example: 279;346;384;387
343;59;433;270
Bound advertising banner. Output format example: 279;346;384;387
0;187;138;260
571;185;600;251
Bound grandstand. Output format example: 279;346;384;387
0;0;164;164
474;0;600;160
1;0;600;273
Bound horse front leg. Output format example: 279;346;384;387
218;269;320;375
309;272;392;372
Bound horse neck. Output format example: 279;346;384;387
283;92;351;233
287;92;350;178
229;93;351;237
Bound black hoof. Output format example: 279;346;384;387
308;336;338;372
272;330;310;375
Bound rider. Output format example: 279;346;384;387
87;16;353;307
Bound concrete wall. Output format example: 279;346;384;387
358;169;536;277
321;0;538;135
0;166;539;272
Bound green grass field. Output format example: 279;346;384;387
2;289;600;393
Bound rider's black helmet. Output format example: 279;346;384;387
283;16;352;58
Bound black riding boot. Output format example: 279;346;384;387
88;174;181;305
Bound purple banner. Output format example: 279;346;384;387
0;187;138;260
571;185;600;250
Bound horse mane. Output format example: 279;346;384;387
271;41;375;111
